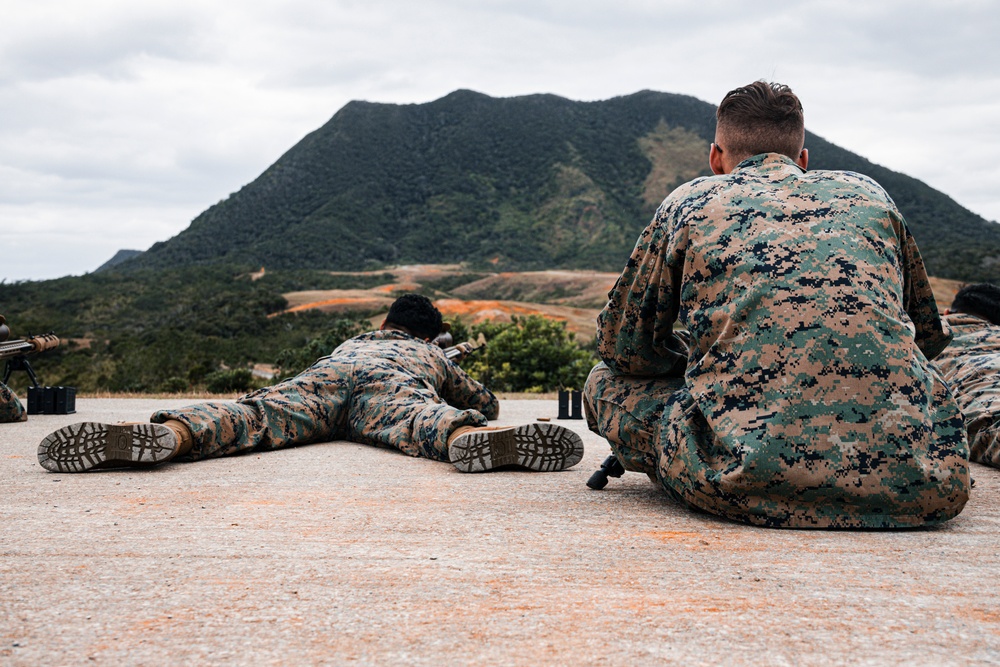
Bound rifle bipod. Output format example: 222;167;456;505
3;357;41;387
586;454;626;490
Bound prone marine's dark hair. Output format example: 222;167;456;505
385;294;443;340
716;81;805;162
950;283;1000;325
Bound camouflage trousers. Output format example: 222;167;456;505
967;419;1000;469
150;356;490;463
583;362;684;478
0;382;25;423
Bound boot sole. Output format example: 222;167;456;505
449;423;584;473
37;422;178;473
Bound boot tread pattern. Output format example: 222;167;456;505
37;422;177;473
450;423;584;473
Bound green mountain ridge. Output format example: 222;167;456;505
4;88;1000;395
119;88;1000;282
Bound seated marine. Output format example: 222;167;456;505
584;81;969;528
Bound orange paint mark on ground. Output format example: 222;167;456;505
640;530;708;541
964;608;1000;624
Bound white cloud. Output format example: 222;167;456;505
1;0;999;282
0;201;203;283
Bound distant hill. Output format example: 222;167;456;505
94;249;143;273
119;89;1000;283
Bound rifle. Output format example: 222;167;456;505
0;315;60;387
443;333;487;361
432;322;487;362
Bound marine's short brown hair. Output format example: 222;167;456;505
716;81;805;162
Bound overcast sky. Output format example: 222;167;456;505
2;0;998;283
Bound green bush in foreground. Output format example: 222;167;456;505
273;314;595;393
462;315;596;393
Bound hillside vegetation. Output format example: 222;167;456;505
1;265;966;395
119;89;1000;283
0;265;610;394
2;89;995;395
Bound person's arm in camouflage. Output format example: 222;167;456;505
440;360;500;420
597;203;688;377
0;381;26;423
895;210;952;360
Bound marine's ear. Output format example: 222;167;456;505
709;142;727;175
797;148;809;171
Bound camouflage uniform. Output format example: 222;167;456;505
0;381;26;423
933;313;1000;469
583;330;692;478
151;330;499;462
585;153;969;529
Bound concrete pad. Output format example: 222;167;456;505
2;398;999;666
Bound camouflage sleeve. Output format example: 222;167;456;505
896;210;951;359
440;361;500;420
0;381;26;423
596;203;688;377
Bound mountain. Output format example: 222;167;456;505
120;89;1000;282
94;249;143;273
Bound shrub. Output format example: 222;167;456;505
204;368;254;394
464;315;596;392
160;376;189;393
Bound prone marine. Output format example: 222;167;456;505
933;282;1000;470
36;295;584;475
0;315;27;422
0;380;24;423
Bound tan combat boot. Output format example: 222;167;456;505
448;423;585;473
37;420;194;473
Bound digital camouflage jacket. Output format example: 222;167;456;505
934;313;1000;469
598;153;969;528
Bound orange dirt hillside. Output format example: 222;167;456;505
266;267;966;339
929;276;967;310
433;299;600;338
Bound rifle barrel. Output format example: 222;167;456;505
0;340;35;359
0;333;60;360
